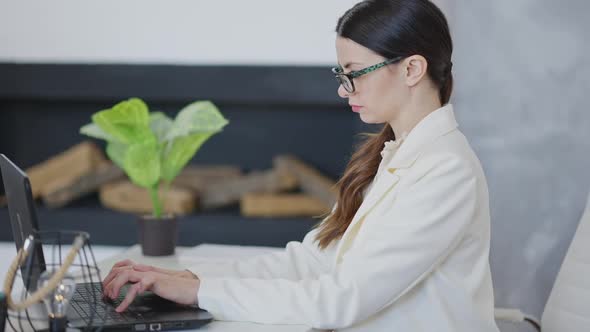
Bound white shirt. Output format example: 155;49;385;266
191;104;500;332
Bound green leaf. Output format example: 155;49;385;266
83;99;227;204
164;101;229;141
124;142;160;188
123;139;161;188
106;142;127;169
80;123;113;141
149;112;174;143
161;132;214;182
92;98;153;144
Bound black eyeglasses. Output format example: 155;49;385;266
331;56;405;93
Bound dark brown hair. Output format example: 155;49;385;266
315;0;454;249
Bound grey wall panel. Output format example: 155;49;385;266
451;0;590;327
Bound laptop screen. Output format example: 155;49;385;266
0;154;47;291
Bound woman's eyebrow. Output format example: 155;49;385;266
341;61;363;69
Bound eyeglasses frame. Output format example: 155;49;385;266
331;55;405;93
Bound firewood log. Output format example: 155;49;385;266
241;193;330;218
273;155;337;207
26;141;105;199
199;169;297;209
172;165;242;192
43;161;125;208
99;181;196;216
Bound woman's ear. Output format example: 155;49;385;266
403;55;428;87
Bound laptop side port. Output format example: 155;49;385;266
149;323;161;331
163;322;185;329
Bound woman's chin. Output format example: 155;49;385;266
358;112;384;125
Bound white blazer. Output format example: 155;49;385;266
191;104;500;332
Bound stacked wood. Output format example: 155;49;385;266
199;169;298;209
172;165;242;192
43;161;125;208
15;140;338;220
26;141;105;199
99;181;196;216
241;193;330;218
273;155;338;207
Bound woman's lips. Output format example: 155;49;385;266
351;105;362;112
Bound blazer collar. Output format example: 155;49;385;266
387;103;459;170
333;104;460;264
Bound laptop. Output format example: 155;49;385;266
0;154;213;331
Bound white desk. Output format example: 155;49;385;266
0;242;315;332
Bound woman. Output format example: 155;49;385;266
103;0;500;330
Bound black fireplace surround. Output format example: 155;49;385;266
0;63;371;247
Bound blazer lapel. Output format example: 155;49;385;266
333;104;460;264
348;169;401;232
333;170;401;264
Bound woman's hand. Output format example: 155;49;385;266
103;259;197;285
102;260;200;312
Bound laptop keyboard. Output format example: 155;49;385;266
70;282;139;325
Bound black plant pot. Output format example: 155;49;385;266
137;214;177;256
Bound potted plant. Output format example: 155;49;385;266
80;98;228;256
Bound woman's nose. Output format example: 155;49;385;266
337;85;349;98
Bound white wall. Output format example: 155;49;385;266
0;0;359;65
0;0;451;65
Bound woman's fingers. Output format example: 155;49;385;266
103;263;167;297
112;259;135;268
102;265;133;289
115;283;141;312
107;273;200;312
108;270;142;299
132;264;155;272
101;261;194;304
116;276;154;312
133;264;182;277
102;259;135;286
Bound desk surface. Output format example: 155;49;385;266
0;242;315;332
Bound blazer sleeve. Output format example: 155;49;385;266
186;227;334;281
196;154;478;329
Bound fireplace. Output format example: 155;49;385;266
0;63;370;247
